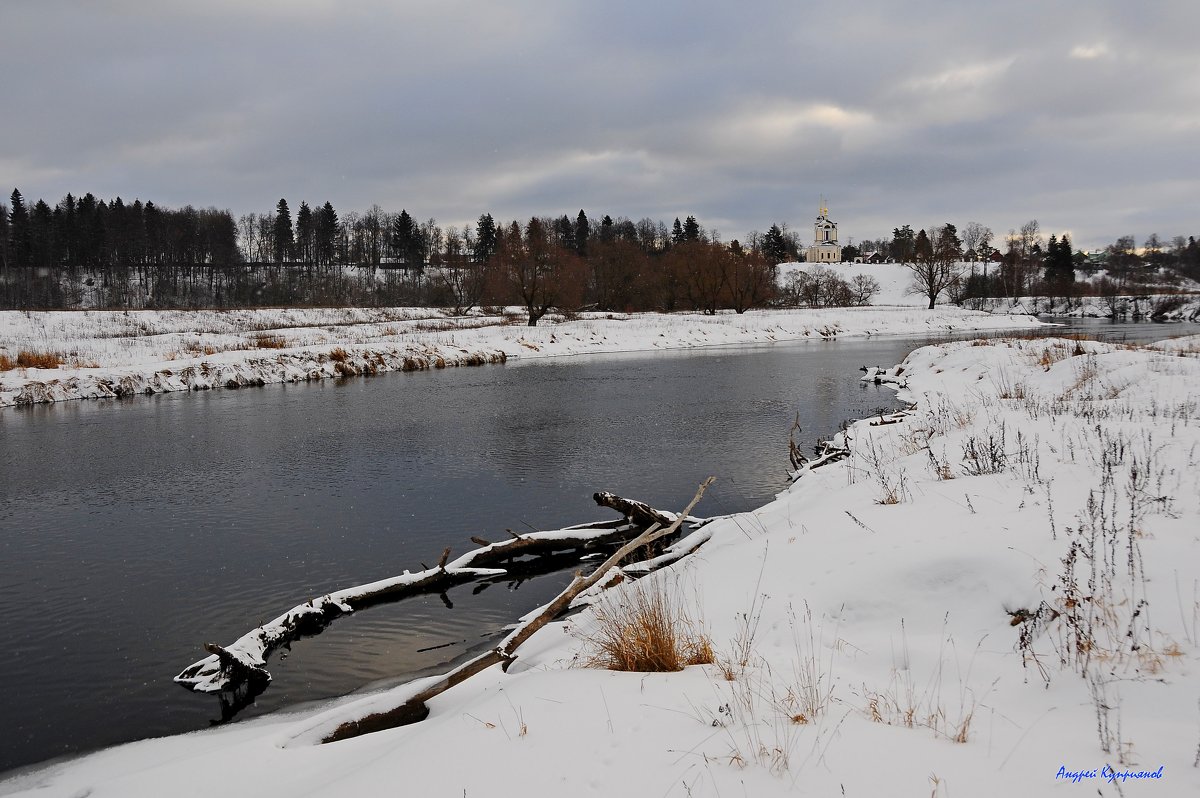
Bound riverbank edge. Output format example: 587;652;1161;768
0;305;1046;407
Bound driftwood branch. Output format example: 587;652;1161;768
176;493;710;696
324;477;716;744
787;413;807;471
592;492;676;527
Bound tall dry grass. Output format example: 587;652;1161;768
581;581;714;672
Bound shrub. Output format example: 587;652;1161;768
582;581;713;672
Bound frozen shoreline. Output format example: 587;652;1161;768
1;305;1045;407
3;331;1197;797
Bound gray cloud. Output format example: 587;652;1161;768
2;0;1198;250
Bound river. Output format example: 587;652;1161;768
0;317;1186;775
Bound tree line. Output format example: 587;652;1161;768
857;220;1200;308
0;189;797;318
3;187;1197;316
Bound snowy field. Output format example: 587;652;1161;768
778;260;1200;320
0;304;1043;407
3;332;1197;796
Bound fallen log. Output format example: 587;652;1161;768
323;477;715;744
592;492;676;527
175;496;706;696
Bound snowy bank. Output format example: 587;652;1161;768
980;294;1200;322
4;333;1197;797
0;305;1044;407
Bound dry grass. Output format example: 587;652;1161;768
860;638;987;744
581;581;714;672
2;351;66;370
252;333;288;349
327;347;349;362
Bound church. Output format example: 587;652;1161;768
804;201;842;263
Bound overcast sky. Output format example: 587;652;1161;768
3;0;1198;250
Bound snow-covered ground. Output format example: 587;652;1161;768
0;305;1043;407
777;259;1200;321
4;333;1197;797
985;294;1200;321
777;260;923;306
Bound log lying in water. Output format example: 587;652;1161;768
174;492;708;695
322;477;715;744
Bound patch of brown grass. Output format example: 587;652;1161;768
328;347;349;362
0;353;13;371
14;351;64;369
252;333;288;349
582;582;714;673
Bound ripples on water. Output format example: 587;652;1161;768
0;317;1187;774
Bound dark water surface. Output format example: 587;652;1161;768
0;316;1185;774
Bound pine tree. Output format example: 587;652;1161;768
295;201;314;263
1045;233;1075;288
57;193;78;266
914;228;932;262
316;202;338;266
891;225;915;263
273;199;293;264
9;189;32;268
144;202;162;264
474;213;497;262
574;210;590;257
553;215;574;248
0;199;10;271
762;224;788;264
30;199;55;268
391;210;422;267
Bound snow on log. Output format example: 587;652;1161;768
175;495;704;695
861;365;907;388
322;477;716;744
592;492;677;527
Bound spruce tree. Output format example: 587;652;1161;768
1045;233;1075;288
9;189;31;268
30;199;55;268
763;224;788;264
891;225;916;263
0;200;9;271
316;202;338;266
553;215;574;248
914;228;932;262
474;213;497;262
273;199;293;264
671;217;684;245
296;201;314;263
574;209;590;257
392;210;422;267
683;215;700;242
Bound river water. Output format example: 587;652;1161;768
0;317;1186;774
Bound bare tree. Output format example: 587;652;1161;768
435;226;486;315
722;248;775;313
501;218;583;326
906;223;962;309
849;273;880;305
961;221;991;261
